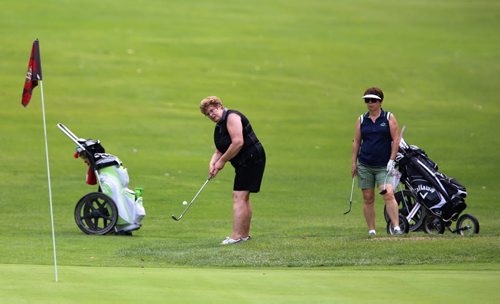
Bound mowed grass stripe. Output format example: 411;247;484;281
0;0;498;271
1;264;499;304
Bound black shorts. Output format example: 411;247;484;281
232;157;266;193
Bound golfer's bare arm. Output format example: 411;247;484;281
209;114;244;177
217;113;244;164
351;118;361;177
388;114;399;161
210;150;223;168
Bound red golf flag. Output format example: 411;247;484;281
21;39;43;107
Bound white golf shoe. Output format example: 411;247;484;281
221;237;242;245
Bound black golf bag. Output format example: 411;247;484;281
396;140;467;222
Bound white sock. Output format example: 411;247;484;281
394;226;401;231
368;229;376;235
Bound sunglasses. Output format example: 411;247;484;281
364;98;380;104
204;107;218;116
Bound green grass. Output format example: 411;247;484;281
2;264;499;304
1;0;500;302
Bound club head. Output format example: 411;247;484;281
344;201;352;215
345;177;355;215
171;215;180;221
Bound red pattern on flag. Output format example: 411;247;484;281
21;39;43;107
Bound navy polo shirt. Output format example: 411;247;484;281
358;109;392;167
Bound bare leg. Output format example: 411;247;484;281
381;184;399;227
362;188;376;231
231;191;252;240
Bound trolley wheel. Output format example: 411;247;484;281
456;214;480;236
423;215;445;235
74;192;118;235
386;214;410;235
385;190;426;232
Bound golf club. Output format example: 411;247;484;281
57;123;87;151
380;125;406;195
379;172;390;195
171;176;212;221
57;123;103;189
344;176;356;215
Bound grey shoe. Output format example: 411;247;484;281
393;227;403;235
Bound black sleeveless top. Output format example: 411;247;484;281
214;109;265;166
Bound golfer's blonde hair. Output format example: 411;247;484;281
200;96;223;115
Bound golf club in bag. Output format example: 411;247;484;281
171;176;212;221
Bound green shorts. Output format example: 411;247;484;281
356;161;393;189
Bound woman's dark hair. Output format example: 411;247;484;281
363;87;384;101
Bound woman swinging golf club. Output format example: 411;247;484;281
351;87;402;236
200;96;266;245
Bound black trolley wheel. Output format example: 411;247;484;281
384;190;426;232
386;214;410;235
423;214;446;235
456;214;480;236
74;192;118;235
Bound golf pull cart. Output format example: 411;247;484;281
58;123;145;235
383;131;479;236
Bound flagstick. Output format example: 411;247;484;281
39;80;58;283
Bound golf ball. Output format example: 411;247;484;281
182;201;188;205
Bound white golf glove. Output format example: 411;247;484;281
386;159;396;174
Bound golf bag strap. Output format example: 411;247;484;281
94;154;122;170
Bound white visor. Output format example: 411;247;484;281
362;94;382;100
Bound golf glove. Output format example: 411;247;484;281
386;159;396;173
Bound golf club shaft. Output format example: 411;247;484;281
172;177;211;221
57;123;104;190
380;172;390;194
57;123;87;151
349;176;355;202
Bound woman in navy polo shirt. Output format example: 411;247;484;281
351;87;401;236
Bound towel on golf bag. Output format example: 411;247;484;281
94;154;146;232
86;166;97;185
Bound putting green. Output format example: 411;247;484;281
1;0;500;302
1;264;499;303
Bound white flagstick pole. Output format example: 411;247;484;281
39;80;58;283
